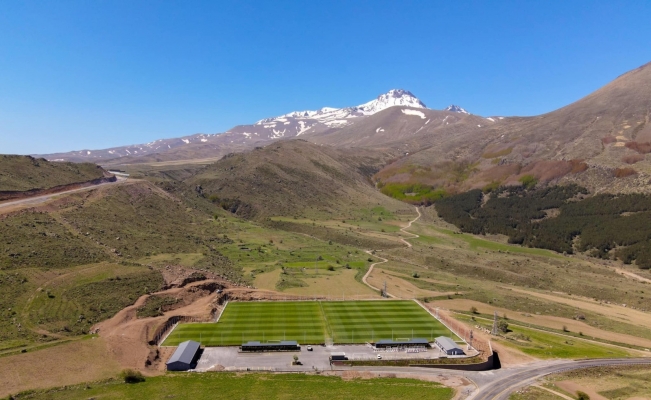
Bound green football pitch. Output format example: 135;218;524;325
162;300;459;346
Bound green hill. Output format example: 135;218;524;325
0;155;107;192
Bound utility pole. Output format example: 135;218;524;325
491;311;498;335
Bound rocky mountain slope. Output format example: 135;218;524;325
373;61;651;194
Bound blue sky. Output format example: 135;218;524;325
1;1;650;155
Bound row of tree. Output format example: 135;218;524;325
435;185;651;268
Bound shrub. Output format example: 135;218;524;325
498;320;509;333
622;154;644;164
625;141;651;154
470;306;478;314
327;265;335;271
518;174;537;189
613;167;637;178
120;369;145;384
576;391;590;400
412;272;420;278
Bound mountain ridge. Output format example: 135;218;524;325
35;89;457;164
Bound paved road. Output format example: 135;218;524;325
470;357;651;400
0;177;124;211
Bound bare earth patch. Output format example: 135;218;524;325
556;380;608;400
0;337;120;398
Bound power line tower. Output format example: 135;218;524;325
468;330;474;350
491;311;499;335
383;281;388;298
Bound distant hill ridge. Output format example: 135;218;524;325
0;155;109;194
36;61;651;194
36;89;469;164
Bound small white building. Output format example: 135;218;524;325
434;336;465;355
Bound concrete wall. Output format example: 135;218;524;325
410;350;500;371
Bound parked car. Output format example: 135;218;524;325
307;345;313;351
377;354;382;359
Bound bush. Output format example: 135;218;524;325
120;369;145;384
327;265;335;271
498;320;509;333
576;391;590;400
613;167;637;178
518;174;538;189
470;306;478;314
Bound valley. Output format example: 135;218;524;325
2;61;651;400
2;147;651;398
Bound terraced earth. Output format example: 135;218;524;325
162;300;457;346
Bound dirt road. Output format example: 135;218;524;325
362;206;421;296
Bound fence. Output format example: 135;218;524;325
416;301;492;359
152;315;205;346
227;294;390;302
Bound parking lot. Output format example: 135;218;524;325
194;344;475;372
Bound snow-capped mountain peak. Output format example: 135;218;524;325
356;89;427;115
444;104;470;114
255;89;427;128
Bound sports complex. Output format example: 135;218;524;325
162;300;461;347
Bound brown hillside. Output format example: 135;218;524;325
186;139;411;219
374;61;651;193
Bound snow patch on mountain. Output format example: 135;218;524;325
402;109;426;119
444;105;470;114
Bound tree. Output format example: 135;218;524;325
120;369;145;383
576;391;590;400
498;320;509;333
470;306;478;314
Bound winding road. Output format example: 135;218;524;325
469;357;651;399
362;206;421;296
358;205;651;398
0;177;124;212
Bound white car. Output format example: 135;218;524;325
377;354;382;359
307;345;313;351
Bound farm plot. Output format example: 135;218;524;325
162;300;458;346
